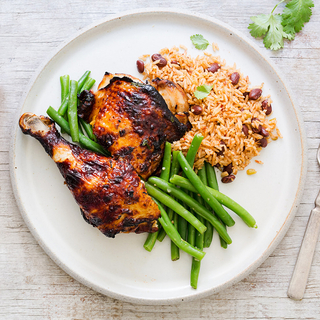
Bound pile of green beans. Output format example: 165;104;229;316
46;71;107;156
144;134;257;289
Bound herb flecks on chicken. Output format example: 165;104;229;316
19;113;161;238
78;74;188;179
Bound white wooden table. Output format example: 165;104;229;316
1;1;320;318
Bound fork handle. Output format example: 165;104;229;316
287;207;320;300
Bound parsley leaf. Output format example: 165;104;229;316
190;34;210;50
248;0;313;50
194;84;213;100
282;0;314;35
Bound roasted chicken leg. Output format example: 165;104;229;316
78;74;188;179
19;113;161;238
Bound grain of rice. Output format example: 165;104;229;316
142;47;280;179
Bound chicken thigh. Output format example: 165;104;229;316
78;75;188;179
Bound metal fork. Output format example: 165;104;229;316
287;145;320;300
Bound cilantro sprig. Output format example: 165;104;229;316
194;84;213;100
190;34;210;50
249;0;314;50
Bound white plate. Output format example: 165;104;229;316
10;9;307;304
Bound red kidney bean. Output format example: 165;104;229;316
221;174;236;183
207;63;221;73
243;92;249;99
261;99;272;115
251;118;262;133
171;60;179;65
216;140;226;156
230;72;240;85
258;138;268;148
249;88;262;100
151;53;167;68
136;60;145;73
191;105;203;115
260;127;269;137
223;163;233;175
261;99;268;110
266;105;272;115
242;124;249;136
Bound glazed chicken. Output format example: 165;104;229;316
78;74;188;179
150;78;190;126
19;113;161;238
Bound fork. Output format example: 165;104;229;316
287;145;320;300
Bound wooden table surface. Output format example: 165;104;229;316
1;1;320;319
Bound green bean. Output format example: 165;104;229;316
153;200;205;261
188;217;196;246
60;75;70;102
186;134;203;165
169;175;257;228
58;97;69;116
58;75;70;132
171;211;180;261
168;150;181;257
197;166;214;248
190;190;204;289
77;71;91;94
157;150;179;242
47;107;110;156
179;134;203;242
191;215;204;289
79;118;96;141
219;222;228;248
80;77;96;92
67;80;79;142
158;217;205;261
160;142;172;181
147;177;231;244
177;152;235;227
145;182;206;234
78;119;84;135
205;162;227;248
178;201;188;241
171;151;181;176
205;161;219;190
143;230;158;252
144;142;172;250
191;251;201;289
157;207;173;242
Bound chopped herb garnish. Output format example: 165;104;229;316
194;84;213;100
190;34;210;50
142;139;151;149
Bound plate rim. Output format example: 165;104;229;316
9;8;308;305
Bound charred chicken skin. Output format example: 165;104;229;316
78;74;188;179
19;113;161;238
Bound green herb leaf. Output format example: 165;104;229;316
282;0;314;34
249;13;292;50
194;84;213;100
142;139;151;149
190;34;210;50
248;0;313;50
248;14;271;38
